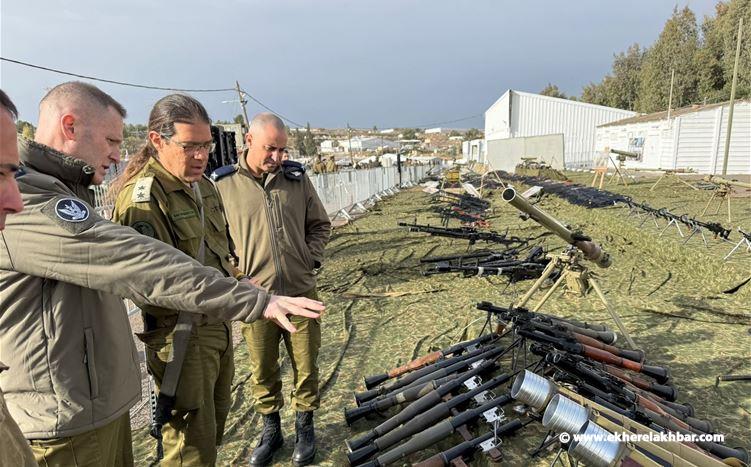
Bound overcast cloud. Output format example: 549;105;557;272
1;0;720;129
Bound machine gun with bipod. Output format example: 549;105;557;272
398;222;527;246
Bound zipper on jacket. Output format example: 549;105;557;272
263;189;285;295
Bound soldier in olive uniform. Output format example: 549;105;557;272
0;82;323;467
0;90;35;467
111;94;242;466
312;156;325;174
212;113;331;466
324;156;337;173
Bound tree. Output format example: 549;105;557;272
697;0;751;103
464;128;482;141
448;130;461;137
301;123;317;157
16;120;35;139
637;7;700;113
539;83;567;99
233;114;245;124
401;128;417;140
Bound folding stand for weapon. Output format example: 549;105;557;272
607;156;636;187
702;183;733;224
630;206;660;228
658;215;684;239
681;220;710;248
724;228;751;260
649;170;699;192
513;247;638;350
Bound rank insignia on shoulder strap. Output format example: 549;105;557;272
211;165;237;182
132;176;154;203
281;160;305;181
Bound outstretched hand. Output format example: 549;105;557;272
264;295;325;332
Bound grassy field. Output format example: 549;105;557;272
133;170;751;466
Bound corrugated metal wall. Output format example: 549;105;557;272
595;102;750;174
510;91;635;169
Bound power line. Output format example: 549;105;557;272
239;88;305;129
412;114;483;129
1;57;235;93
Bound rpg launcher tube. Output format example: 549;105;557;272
354;344;493;405
412;419;531;467
501;187;612;268
348;371;514;464
345;374;459;426
362;332;498;389
358;345;504;406
358;394;514;467
346;359;497;453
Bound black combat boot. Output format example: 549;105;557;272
292;411;317;466
248;412;283;466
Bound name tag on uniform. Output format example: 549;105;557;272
171;209;197;221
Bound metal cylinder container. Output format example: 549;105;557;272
542;394;589;435
510;370;556;410
568;421;625;467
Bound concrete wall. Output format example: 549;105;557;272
486;134;564;172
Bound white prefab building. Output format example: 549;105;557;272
595;99;751;174
462;139;485;162
484;90;636;170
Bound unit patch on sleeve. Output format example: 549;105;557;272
131;221;157;238
41;197;97;234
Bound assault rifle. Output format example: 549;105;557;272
476;302;617;345
516;325;671;383
398;222;526;246
422;247;549;280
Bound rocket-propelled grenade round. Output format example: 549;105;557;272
501;187;612;268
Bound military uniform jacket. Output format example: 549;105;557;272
213;153;331;297
0;140;269;439
112;156;238;326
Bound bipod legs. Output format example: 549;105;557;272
589;277;638;350
724;237;751;261
683;226;709;248
659;218;684;238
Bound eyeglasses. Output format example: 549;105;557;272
162;135;216;155
263;145;288;156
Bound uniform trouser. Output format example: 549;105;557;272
0;389;37;467
243;289;321;414
29;413;133;467
144;321;234;467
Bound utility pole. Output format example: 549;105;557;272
721;17;743;176
666;69;675;121
235;81;250;132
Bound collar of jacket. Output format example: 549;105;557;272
145;155;197;194
19;138;96;188
236;149;279;187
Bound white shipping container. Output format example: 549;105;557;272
484;90;635;169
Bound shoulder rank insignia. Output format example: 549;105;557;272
132;176;154;203
211;165;237;182
281;160;305;181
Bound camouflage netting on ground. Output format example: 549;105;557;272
132;172;751;466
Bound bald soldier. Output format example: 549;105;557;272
0;82;323;466
0;90;35;467
212;113;331;466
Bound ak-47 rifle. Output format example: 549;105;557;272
516;325;671;383
476;302;617;345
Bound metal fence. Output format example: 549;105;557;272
310;164;432;216
92;164;433;220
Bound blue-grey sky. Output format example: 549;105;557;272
1;0;720;129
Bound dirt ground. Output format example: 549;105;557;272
131;170;751;466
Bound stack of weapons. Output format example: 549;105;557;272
622;198;733;241
420;245;553;283
430;190;492;227
342;302;748;466
490;171;629;208
397;222;528;247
